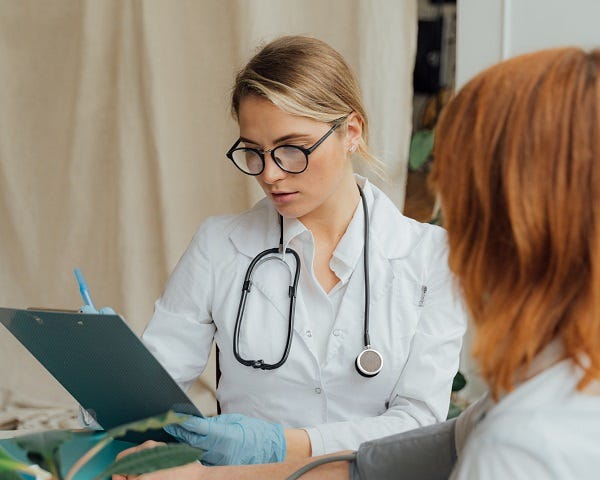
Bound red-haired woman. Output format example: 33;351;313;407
430;46;600;480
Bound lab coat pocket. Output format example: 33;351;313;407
366;275;423;377
413;282;429;308
390;276;425;334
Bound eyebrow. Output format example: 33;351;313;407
239;132;312;146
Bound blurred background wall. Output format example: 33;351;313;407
0;0;417;420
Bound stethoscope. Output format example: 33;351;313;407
233;184;383;377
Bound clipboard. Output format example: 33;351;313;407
0;307;203;443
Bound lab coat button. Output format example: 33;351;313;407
332;329;341;336
305;330;312;337
314;387;322;394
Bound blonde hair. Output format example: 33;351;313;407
231;35;381;171
430;47;600;398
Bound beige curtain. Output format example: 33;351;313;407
0;0;416;418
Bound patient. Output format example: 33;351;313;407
114;46;600;480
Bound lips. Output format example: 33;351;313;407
270;191;298;204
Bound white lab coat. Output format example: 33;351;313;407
142;177;466;455
451;343;600;480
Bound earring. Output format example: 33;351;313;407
348;144;357;153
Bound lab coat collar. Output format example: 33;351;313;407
366;178;424;262
227;176;428;356
329;177;369;284
228;199;284;258
228;176;420;262
228;200;310;259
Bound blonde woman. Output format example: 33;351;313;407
115;46;600;480
137;35;465;465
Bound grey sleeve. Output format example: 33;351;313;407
349;418;457;480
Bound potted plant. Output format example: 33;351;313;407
0;411;203;480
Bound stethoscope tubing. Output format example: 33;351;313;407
233;244;300;370
359;185;371;348
232;184;378;374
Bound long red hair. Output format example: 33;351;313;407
430;48;600;397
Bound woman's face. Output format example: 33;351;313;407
236;95;359;220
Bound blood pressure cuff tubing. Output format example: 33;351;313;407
349;418;457;480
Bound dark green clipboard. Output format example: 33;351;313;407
0;307;203;443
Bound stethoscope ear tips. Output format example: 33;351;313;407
355;348;383;377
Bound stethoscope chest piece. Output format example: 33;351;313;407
355;347;383;377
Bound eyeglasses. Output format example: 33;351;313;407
226;118;345;176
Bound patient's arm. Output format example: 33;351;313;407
350;418;457;480
111;443;353;480
112;417;459;480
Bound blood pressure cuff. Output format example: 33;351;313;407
349;418;457;480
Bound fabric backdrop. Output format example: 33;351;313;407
0;0;417;419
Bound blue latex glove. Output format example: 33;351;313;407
164;414;286;466
79;305;116;314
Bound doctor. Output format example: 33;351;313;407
114;46;600;480
140;35;465;465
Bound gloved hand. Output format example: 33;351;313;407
164;413;286;466
79;305;116;314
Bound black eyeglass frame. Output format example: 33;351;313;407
226;117;347;176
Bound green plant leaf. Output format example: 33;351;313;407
0;470;24;480
0;446;49;478
14;430;71;478
0;448;22;471
0;446;30;472
447;401;463;419
452;371;467;392
409;129;434;171
93;443;203;480
14;430;72;458
66;411;190;480
105;411;188;440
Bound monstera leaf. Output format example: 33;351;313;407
93;443;203;480
0;445;51;479
66;410;189;480
14;431;72;479
104;411;185;440
0;411;193;480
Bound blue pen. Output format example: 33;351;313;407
74;268;96;310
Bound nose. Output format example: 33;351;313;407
260;152;287;184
